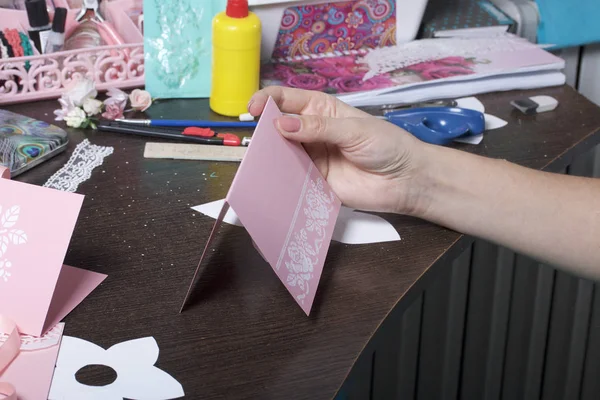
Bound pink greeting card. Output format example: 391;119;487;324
182;97;341;314
0;169;106;336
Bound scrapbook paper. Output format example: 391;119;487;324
0;323;64;400
271;0;397;60
0;176;100;337
144;0;226;98
261;34;565;104
183;98;341;314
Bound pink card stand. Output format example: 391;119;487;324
181;97;341;315
0;0;144;105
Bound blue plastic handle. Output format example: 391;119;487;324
384;107;485;145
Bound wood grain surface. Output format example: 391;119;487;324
4;85;600;399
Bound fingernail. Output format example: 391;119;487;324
247;98;254;112
277;116;301;133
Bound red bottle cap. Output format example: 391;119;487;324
217;133;241;146
226;0;249;18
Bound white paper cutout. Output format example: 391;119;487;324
484;113;508;130
453;97;508;144
455;96;485;112
49;336;184;400
192;199;401;245
332;207;401;244
0;205;28;283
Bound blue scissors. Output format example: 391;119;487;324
382;107;485;145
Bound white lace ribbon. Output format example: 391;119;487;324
43;139;114;192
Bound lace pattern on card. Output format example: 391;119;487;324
43;139;113;192
0;323;64;350
276;164;336;305
360;34;537;79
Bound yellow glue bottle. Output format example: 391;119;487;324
210;0;261;117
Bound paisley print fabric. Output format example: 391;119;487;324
272;0;396;60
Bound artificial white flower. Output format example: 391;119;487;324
54;94;76;121
49;336;184;400
82;98;103;116
64;78;97;107
63;107;87;128
106;87;129;103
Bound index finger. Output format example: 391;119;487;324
247;86;366;119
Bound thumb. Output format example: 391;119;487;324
274;115;378;148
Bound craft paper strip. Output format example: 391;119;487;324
1;323;64;400
226;97;341;314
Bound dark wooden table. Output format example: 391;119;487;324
5;85;600;399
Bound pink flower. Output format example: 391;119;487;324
312;67;356;78
420;66;474;80
271;64;297;80
129;89;152;112
331;37;355;52
102;98;126;120
286;73;328;90
53;94;76;121
329;75;393;93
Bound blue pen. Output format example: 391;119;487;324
115;118;258;129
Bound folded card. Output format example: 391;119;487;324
0;167;106;336
182;97;341;314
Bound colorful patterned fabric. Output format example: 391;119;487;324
272;0;396;60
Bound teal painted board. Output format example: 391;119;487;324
143;0;227;98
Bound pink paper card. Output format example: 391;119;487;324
0;323;64;400
182;97;341;314
0;173;106;336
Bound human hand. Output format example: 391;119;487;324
248;86;426;215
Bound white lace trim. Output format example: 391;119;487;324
360;34;538;79
276;163;313;272
0;323;64;350
43;139;114;192
280;173;336;305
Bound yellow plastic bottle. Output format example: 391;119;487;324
210;0;261;117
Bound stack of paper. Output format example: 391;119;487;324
260;34;566;107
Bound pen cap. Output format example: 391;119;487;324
52;7;67;33
25;0;50;28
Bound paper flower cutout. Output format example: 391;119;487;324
191;199;400;245
49;336;184;400
453;96;508;144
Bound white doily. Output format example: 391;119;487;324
0;322;64;351
43;139;113;192
360;34;538;79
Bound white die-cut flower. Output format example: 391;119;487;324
0;205;28;283
49;336;184;400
